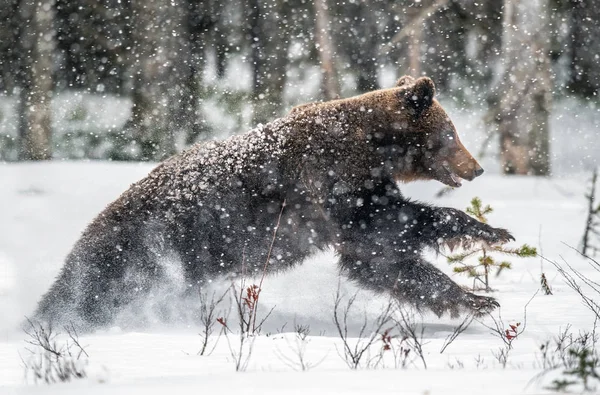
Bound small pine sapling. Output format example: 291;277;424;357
546;346;600;392
447;197;537;292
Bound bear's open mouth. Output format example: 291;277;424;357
440;164;463;188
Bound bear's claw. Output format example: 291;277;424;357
476;226;515;246
491;228;515;244
463;293;499;316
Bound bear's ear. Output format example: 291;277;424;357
401;76;435;116
396;75;415;87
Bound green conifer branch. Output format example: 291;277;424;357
491;244;537;257
447;197;537;292
447;249;481;263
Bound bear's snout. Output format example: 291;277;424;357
474;166;484;178
459;162;484;181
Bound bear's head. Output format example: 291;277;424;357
369;75;483;188
289;75;483;189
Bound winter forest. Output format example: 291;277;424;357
1;0;598;170
2;0;600;394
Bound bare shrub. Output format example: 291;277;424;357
536;325;576;371
274;323;326;371
332;284;394;370
440;313;475;354
373;327;415;369
531;324;600;393
447;358;465;370
394;306;428;369
331;283;432;370
530;247;600;392
21;319;89;384
197;288;229;356
492;346;511;369
217;281;275;372
478;292;536;368
546;248;600;321
474;354;486;369
216;252;276;371
215;200;285;371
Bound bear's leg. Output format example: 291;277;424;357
338;252;498;317
391;256;498;317
335;193;501;317
393;201;514;249
331;186;513;250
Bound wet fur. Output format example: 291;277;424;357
35;78;511;329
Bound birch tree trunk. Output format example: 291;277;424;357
495;0;552;175
18;0;55;161
314;0;340;100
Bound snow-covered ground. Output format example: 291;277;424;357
1;162;598;394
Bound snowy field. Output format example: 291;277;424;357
1;162;599;394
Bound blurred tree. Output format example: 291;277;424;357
245;0;291;125
568;0;600;97
54;0;132;94
0;0;21;94
464;0;503;86
351;1;380;92
330;0;385;93
127;0;194;160
406;2;424;77
189;0;231;80
17;0;55;160
490;0;552;176
185;0;228;144
2;0;597;165
420;0;503;92
314;0;340;100
420;0;466;89
386;0;450;78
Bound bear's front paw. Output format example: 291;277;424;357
474;225;515;246
463;293;499;316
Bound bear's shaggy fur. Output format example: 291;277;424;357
36;76;513;329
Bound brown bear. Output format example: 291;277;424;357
35;75;513;329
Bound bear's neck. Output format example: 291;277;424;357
279;104;392;201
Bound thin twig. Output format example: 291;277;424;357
394;306;428;369
440;313;475;354
332;283;394;369
252;199;286;332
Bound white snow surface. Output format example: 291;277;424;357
0;162;598;394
